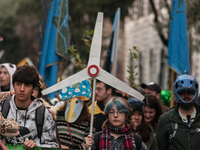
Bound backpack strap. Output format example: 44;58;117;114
133;132;142;150
169;110;179;150
36;104;61;147
1;99;10;118
35;104;45;143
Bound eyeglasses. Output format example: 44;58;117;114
109;110;124;116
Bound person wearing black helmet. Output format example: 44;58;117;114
156;71;200;150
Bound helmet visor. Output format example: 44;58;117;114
177;87;195;95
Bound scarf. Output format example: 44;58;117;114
99;124;133;150
88;101;105;115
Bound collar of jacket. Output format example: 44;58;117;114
169;104;200;125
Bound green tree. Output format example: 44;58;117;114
68;0;135;62
0;1;20;64
0;0;136;66
0;0;42;65
149;0;200;52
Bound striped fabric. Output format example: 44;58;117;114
99;125;133;150
56;113;94;149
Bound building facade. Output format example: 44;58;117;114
123;0;171;90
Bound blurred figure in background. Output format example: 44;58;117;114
88;80;116;132
0;63;16;92
32;81;57;120
128;97;158;150
38;74;51;104
143;94;163;133
141;82;169;113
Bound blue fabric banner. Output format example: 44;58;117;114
168;0;190;75
103;8;120;76
39;0;68;99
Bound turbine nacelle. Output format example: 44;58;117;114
88;65;100;77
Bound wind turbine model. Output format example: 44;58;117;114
42;12;144;140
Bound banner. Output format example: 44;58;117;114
5;144;78;150
39;0;68;99
17;57;34;66
168;0;190;74
103;8;120;76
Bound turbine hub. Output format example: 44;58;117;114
88;65;99;77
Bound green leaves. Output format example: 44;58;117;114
67;46;83;71
126;46;139;89
82;30;93;48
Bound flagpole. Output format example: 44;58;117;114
59;61;63;81
111;8;120;76
170;69;175;108
89;78;96;150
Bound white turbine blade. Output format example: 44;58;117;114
87;12;103;67
42;68;90;95
96;68;144;101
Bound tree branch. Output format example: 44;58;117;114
149;0;168;47
164;0;171;18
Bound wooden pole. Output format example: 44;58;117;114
170;70;175;108
88;78;96;150
59;61;63;82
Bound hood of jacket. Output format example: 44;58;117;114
0;63;16;92
10;95;43;111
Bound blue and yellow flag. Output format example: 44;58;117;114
39;0;68;99
168;0;190;74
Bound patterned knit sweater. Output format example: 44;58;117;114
56;111;94;149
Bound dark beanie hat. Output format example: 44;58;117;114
128;97;145;114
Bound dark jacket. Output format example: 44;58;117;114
144;124;158;150
88;101;106;132
161;104;169;113
156;104;200;150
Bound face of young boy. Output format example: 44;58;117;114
108;104;126;128
14;82;33;102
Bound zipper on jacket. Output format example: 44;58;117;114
188;132;191;150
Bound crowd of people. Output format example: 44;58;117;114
0;63;199;150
